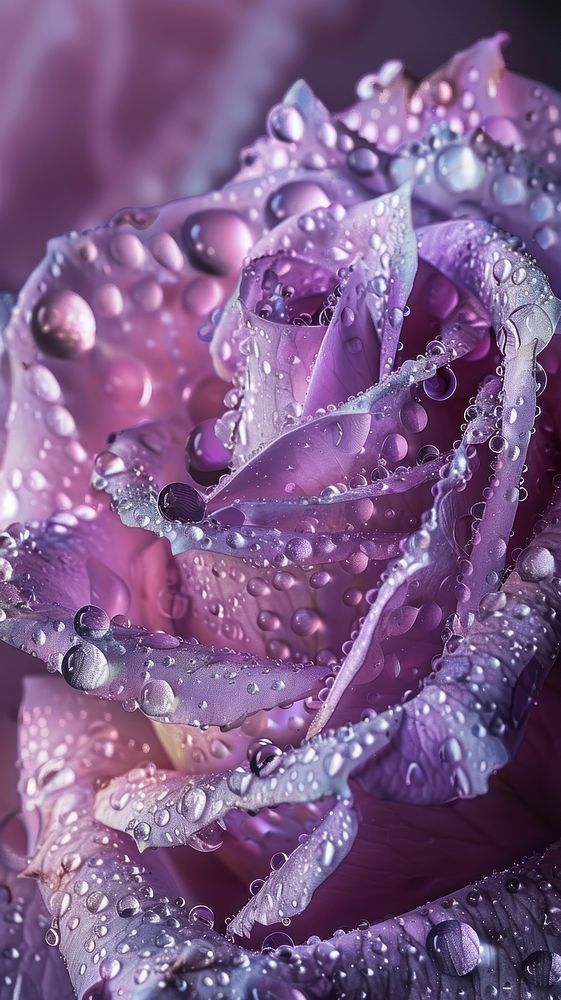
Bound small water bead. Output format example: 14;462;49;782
154;807;171;827
74;605;110;640
181;787;208;822
45;923;61;948
426;920;480;976
257;610;281;632
140;679;176;718
62;643;110;691
157;482;206;523
116;894;140;918
188;905;214;929
133;821;151;842
86;891;109;914
94;450;126;479
100;958;121;981
522;950;561;987
270;852;288;871
489;434;507;454
267;103;305;142
423;366;457;401
0;558;13;583
266;181;330;225
248;739;283;777
110;232;145;268
28;364;62;403
247;577;270;598
492;258;512;283
150;231;184;271
95;283;124;318
32;290;96;358
272;571;295;591
182;209;253;276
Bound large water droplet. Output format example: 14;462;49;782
249;739;283;777
267;103;305;143
424;366;457;401
188;904;214;928
523;950;561;987
157;482;206;523
116;893;140;918
32;290;96;359
182;209;253;275
436;146;484;193
74;605;110;640
61;643;110;691
140;679;176;718
266;181;330;225
518;545;555;582
427;920;480;976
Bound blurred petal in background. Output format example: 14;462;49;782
0;0;558;291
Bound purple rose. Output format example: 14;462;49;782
3;33;561;998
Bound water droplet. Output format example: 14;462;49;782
492;258;512;283
110;232;145;268
140;679;176;718
157;482;206;523
523;950;561;987
182;209;253;275
185;420;231;485
32;290;96;358
100;958;121;981
290;607;322;636
492;174;526;206
436;146;484;193
181;787;207;822
189;904;214;928
424;366;457;401
427;920;480;976
45;923;60;947
249;740;283;777
267;104;305;142
266;181;330;225
347;147;379;176
86;891;109;914
74;605;110;640
381;433;408;462
518;545;555;582
116;894;140;918
150;232;184;271
61;643;110;691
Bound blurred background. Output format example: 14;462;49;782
0;0;558;292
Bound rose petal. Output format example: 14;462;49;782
0;513;326;730
18;676;248;1000
229;799;358;938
